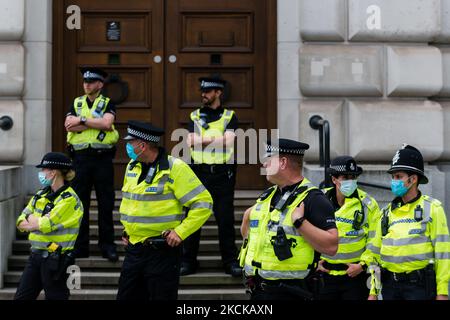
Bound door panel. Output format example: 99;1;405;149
53;0;276;190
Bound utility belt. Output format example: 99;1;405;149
129;236;169;250
30;248;75;281
381;266;431;283
322;261;349;271
244;274;314;300
191;163;234;175
69;145;116;157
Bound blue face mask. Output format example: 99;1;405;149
339;179;358;197
38;171;53;187
126;143;143;161
391;179;410;197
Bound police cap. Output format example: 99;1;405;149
36;152;73;170
199;77;226;92
123;120;165;144
80;67;108;83
265;138;310;157
328;155;363;177
387;144;428;184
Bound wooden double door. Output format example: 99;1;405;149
53;0;277;189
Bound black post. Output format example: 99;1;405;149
0;116;13;131
309;115;332;187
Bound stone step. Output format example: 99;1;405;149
0;287;248;300
87;225;242;239
3;271;243;288
11;239;243;255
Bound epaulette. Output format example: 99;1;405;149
61;192;72;199
257;186;276;201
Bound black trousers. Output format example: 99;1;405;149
14;254;70;300
72;152;116;253
182;164;237;267
382;277;432;300
117;243;181;300
250;278;312;301
317;272;369;300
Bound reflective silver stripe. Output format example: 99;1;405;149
433;235;450;246
361;195;371;225
122;192;175;202
34;208;43;214
90;143;114;149
168;157;174;170
366;243;380;255
255;203;262;211
382;235;431;247
339;234;366;244
258;269;310;280
223;110;233;127
421;199;432;232
22;208;32;215
156;175;168;194
32;228;79;236
179;185;206;205
30;240;76;248
244;264;255;276
189;202;213;210
381;252;434;263
268;225;299;237
120;213;183;224
71;143;89;151
368;231;376;239
435;252;450;260
322;247;366;260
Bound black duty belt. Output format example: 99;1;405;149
191;164;231;174
381;268;426;283
72;147;115;157
31;249;73;258
246;275;313;300
130;236;168;250
323;261;349;271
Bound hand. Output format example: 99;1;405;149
436;295;448;300
346;263;364;278
291;202;305;223
25;215;40;231
121;236;129;246
164;230;182;247
65;116;81;130
316;260;330;273
368;295;378;300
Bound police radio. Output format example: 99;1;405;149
271;226;296;261
145;166;157;184
381;208;390;236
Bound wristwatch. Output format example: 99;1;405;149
80;116;87;125
293;216;306;229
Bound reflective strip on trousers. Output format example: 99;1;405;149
381;252;434;263
322;247;366;261
32;227;79;236
30;240;76;248
120;213;183;224
382;235;431;247
339;234;366;244
189;202;213;210
258;269;310;280
122;192;175;202
179;185;206;205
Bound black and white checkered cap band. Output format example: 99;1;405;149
127;128;161;143
42;160;71;167
83;71;104;81
266;145;305;155
330;165;347;172
201;81;224;89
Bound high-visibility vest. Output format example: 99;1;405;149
189;108;235;164
368;194;450;296
240;178;318;280
321;187;381;276
119;153;213;244
16;186;83;252
67;95;119;151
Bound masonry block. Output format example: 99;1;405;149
299;100;345;162
348;0;441;42
0;101;24;162
299;45;383;97
0;44;25;96
300;0;346;41
438;47;450;97
441;102;450;160
387;46;443;97
0;0;25;40
347;100;443;161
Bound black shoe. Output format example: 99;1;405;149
180;262;197;276
102;248;118;262
225;262;242;277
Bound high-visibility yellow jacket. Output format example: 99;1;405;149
190;108;235;164
366;194;450;296
239;178;318;280
16;185;83;253
322;187;381;276
67;95;119;150
119;150;213;244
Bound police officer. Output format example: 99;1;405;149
65;67;119;261
14;152;83;300
316;156;381;300
239;139;338;300
181;77;241;277
117;121;213;300
367;144;450;300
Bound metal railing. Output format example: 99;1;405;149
309;115;331;188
